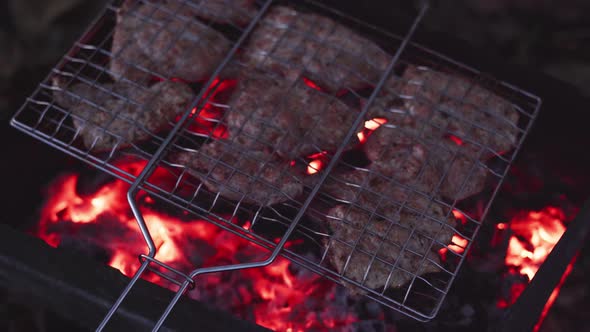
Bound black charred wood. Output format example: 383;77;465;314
0;223;270;332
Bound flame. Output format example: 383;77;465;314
502;207;566;281
176;77;235;139
496;206;573;331
302;77;323;91
36;159;360;331
307;160;323;175
448;234;468;254
357;118;387;143
447;134;464;146
438;233;468;258
365;118;387;130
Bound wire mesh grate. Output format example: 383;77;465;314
11;0;541;325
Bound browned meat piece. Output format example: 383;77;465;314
110;0;231;82
367;66;520;159
173;140;304;205
421;141;488;201
242;6;391;92
401;66;520;158
182;0;257;25
53;78;195;151
110;0;154;83
319;169;455;291
226;73;361;158
364;125;431;183
363;124;488;200
438;153;488;201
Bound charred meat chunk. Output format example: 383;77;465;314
173;140;304;206
226;73;361;158
110;0;231;82
53;78;195;151
242;6;391;92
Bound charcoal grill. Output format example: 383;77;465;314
10;0;542;329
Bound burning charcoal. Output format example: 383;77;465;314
110;0;232;82
321;170;455;291
225;73;361;158
242;6;391;92
172;140;304;206
52;78;195;151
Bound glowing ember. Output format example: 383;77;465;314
305;151;328;175
357;118;387;143
438;233;468;257
307;160;323;175
452;209;468;225
448;234;468;254
496;205;573;331
502;206;566;281
177;77;235;139
447;134;464;146
364;118;387;131
36;159;360;331
302;77;323;91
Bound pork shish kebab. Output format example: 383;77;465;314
52;77;195;151
110;0;232;82
242;6;391;93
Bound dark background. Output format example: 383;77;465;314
1;0;589;331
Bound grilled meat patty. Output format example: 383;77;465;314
110;0;231;82
173;140;304;206
368;65;520;159
363;124;488;200
319;169;455;291
53;78;195;151
242;6;391;92
364;124;430;183
225;73;361;158
181;0;257;25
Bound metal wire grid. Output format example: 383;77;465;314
133;2;540;323
8;0;542;328
10;0;260;185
